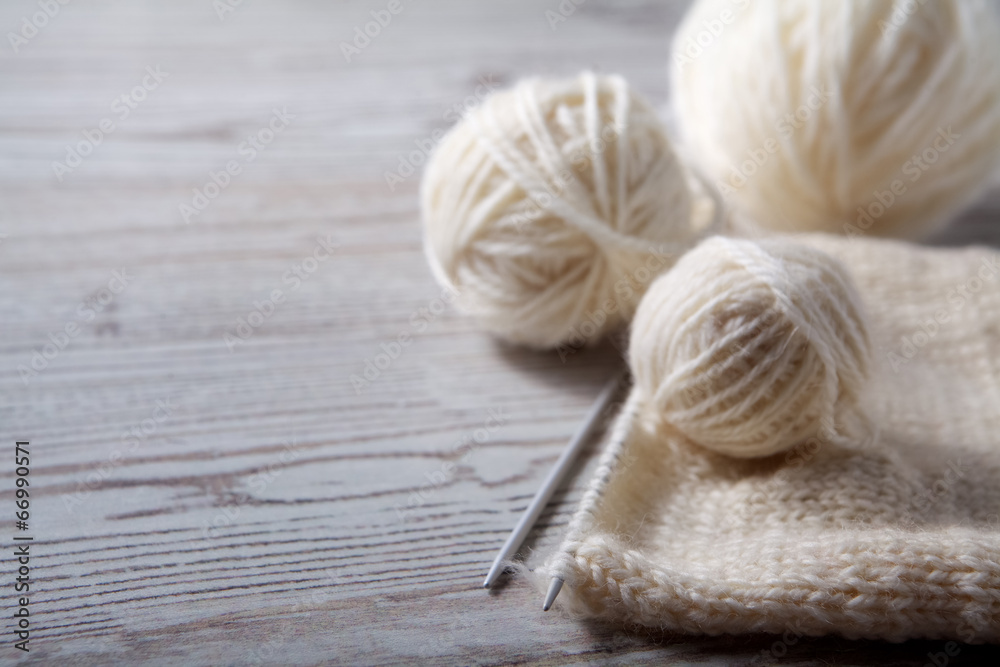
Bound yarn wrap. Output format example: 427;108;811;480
422;72;719;349
629;236;871;458
671;0;1000;239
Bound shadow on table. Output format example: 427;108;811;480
928;200;1000;249
576;618;1000;666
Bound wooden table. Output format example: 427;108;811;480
2;1;999;664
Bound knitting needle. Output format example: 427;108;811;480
542;577;563;611
483;371;623;590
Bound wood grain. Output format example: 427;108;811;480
1;1;999;665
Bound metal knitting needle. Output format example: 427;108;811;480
483;371;623;591
542;576;563;611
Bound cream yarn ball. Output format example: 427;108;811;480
670;0;1000;239
421;71;719;349
629;237;871;458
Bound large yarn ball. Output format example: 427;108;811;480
670;0;1000;239
629;237;871;458
421;71;715;349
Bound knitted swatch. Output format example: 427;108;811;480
543;234;1000;642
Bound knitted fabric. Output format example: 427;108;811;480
543;234;1000;642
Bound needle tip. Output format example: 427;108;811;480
542;577;564;611
483;562;502;589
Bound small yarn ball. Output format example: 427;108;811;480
421;71;714;349
670;0;1000;239
629;237;871;458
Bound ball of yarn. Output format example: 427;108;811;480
670;0;1000;239
421;71;719;349
629;237;871;458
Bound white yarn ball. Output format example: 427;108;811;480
629;236;871;458
671;0;1000;239
421;72;718;349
